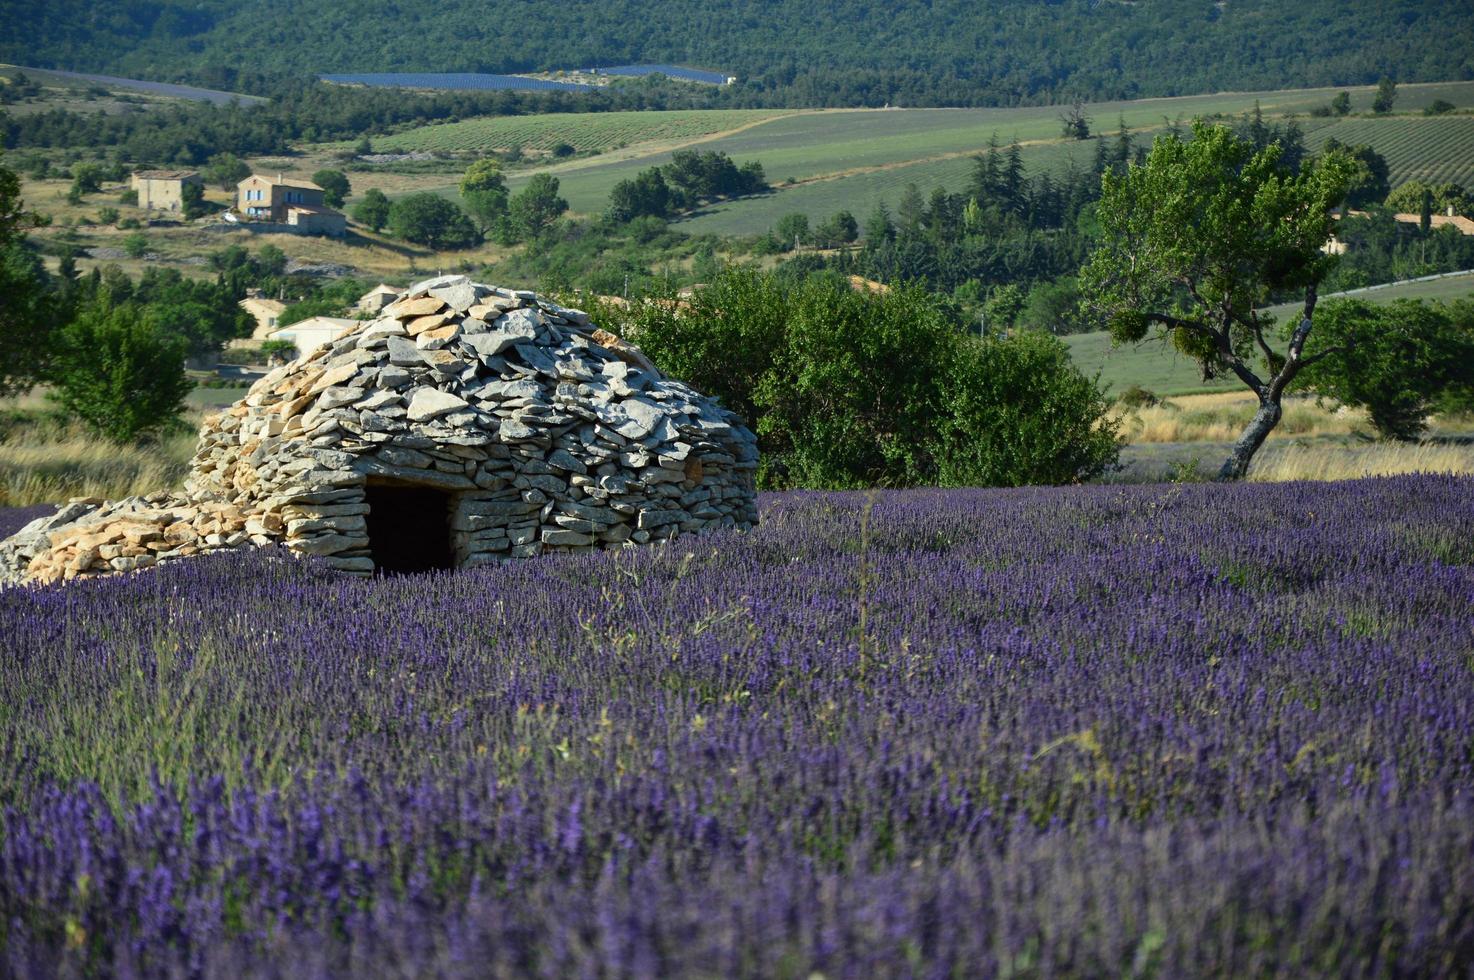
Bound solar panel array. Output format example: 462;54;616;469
320;73;595;92
595;65;732;85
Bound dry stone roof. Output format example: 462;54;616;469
1;276;758;584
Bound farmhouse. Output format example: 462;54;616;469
238;294;288;340
130;170;201;211
236;174;347;236
0;276;758;583
1391;210;1474;236
267;315;359;357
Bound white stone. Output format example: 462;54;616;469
407;388;470;421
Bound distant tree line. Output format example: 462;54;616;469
0;76;722;166
767;107;1473;335
6;0;1474;110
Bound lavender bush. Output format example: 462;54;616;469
3;477;1474;977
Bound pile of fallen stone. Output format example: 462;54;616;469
0;276;758;585
3;494;270;584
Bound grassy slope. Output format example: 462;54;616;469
1069;272;1474;398
476;81;1474;233
369;109;793;154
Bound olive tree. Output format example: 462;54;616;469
1080;121;1353;480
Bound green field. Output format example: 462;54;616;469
481;80;1474;234
372;109;792;154
1063;332;1239;398
1070;271;1474;397
1300;115;1474;188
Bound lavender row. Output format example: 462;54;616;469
3;476;1473;976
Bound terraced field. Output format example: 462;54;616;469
1300;114;1474;188
371;109;792;154
489;80;1474;234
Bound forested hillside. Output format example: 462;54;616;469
3;0;1472;107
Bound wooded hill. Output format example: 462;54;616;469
3;0;1472;107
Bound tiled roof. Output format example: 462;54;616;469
240;174;323;191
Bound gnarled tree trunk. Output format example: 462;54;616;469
1217;396;1282;481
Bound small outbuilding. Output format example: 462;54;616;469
0;277;759;583
358;283;401;314
130;170;202;212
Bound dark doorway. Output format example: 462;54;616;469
363;483;456;574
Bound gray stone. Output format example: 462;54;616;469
287;515;367;536
320;555;377;573
290;533;365;556
498;418;541;442
541;529;596;547
387;335;421;367
429;281;479;312
353;460;476;489
317;386;366;411
495;308;544;334
547;448;588;475
557;499;621;525
637;509;685;529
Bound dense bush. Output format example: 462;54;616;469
1298;298;1474;440
387;193;480;250
47;303;193;443
937;329;1121;487
622;268;1118;488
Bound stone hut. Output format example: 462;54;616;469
0;277;758;584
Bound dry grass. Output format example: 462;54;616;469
0;404;199;507
1119;391;1370;444
1247;442;1474;482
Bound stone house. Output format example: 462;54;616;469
130;170;202;211
1;277;759;583
358;283;401;313
239;295;288;341
267;315;360;358
236;174;347;237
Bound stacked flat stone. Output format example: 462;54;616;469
0;276;759;585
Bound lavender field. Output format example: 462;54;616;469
3;477;1474;977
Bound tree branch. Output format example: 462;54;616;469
1296;344;1346;370
1143;311;1214;336
1286;285;1319;361
1273;285;1321;398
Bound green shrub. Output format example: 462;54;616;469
623;268;1118;489
387;193;479;250
1298;298;1474;440
49;304;194;443
121;232;148;258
